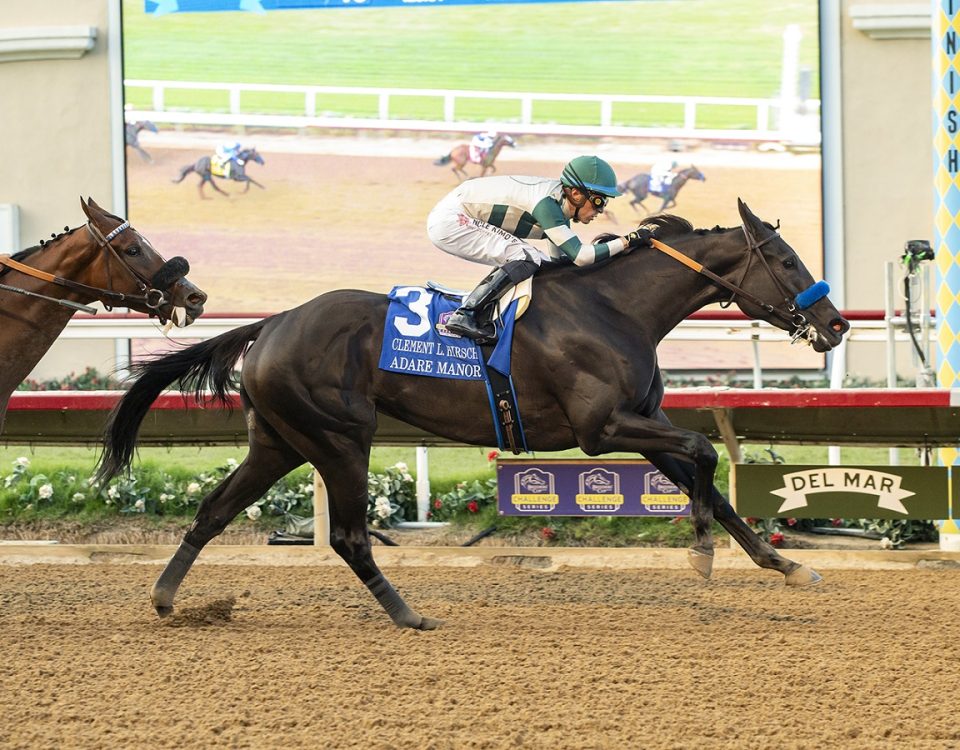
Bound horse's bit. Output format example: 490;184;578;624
0;220;179;315
649;228;829;345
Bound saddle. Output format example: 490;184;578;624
210;157;235;179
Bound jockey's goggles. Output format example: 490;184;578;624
588;193;609;212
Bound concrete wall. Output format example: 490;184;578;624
841;1;935;381
0;0;119;380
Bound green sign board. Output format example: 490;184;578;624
736;465;949;519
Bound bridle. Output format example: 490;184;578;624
0;220;177;316
650;224;828;345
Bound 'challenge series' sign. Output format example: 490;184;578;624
497;459;689;517
737;465;949;519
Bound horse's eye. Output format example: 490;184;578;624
783;259;795;269
125;245;141;257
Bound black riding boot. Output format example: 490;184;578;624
445;260;537;342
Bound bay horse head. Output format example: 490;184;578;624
725;199;847;352
76;197;206;326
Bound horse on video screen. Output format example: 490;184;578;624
173;147;265;199
618;165;706;214
96;199;848;630
125;120;158;163
434;134;516;181
0;197;207;434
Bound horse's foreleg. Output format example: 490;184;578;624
586;410;718;577
645;449;821;585
713;499;821;585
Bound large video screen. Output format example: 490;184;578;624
122;0;822;370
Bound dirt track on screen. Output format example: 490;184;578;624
127;139;822;369
2;562;959;749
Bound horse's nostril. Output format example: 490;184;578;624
189;292;207;306
831;318;849;334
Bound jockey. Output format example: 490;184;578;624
214;141;242;177
469;130;498;163
427;154;652;341
649;157;679;194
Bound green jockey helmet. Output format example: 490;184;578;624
561;155;622;198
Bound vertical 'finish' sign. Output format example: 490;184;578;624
933;1;960;523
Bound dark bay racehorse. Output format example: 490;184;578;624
96;200;848;630
125;121;158;163
434;134;516;181
0;197;207;434
618;166;706;214
173;147;265;199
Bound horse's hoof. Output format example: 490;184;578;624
417;617;444;631
785;564;823;587
155;605;174;619
688;547;714;580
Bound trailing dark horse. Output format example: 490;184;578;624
434;134;516;181
0;197;207;434
618;166;706;214
125;120;158;163
172;147;265;199
96;199;848;630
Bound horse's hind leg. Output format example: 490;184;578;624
152;417;305;617
315;446;443;630
645;451;821;585
207;176;230;197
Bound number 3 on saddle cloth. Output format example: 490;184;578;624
378;282;532;453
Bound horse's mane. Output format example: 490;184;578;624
0;226;85;277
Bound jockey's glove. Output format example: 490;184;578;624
624;228;653;250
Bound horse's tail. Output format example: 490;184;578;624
172;163;195;183
433;154;451;166
95;318;272;484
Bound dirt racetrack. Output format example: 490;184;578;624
3;559;960;749
126;133;824;369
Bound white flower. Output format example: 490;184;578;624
159;493;172;503
107;486;120;499
134;499;146;512
38;484;53;500
72;493;85;503
186;482;201;495
394;462;408;473
880;537;895;550
374;496;392;519
245;505;262;520
14;457;30;468
403;474;413;483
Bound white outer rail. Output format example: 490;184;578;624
124;79;821;143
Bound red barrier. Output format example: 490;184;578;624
4;388;959;447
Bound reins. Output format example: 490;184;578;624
650;226;826;344
0;220;170;315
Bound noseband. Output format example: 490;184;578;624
650;228;828;345
0;219;181;316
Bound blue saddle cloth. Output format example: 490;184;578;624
378;285;516;380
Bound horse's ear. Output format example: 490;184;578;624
737;198;765;242
80;196;93;220
737;199;762;229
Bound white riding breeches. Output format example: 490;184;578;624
427;193;546;268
